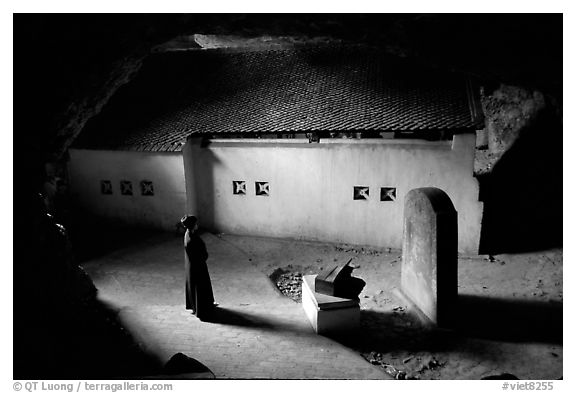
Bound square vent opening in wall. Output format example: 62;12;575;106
380;187;397;201
353;186;369;200
233;181;246;195
255;182;270;196
140;180;154;196
120;180;133;196
101;180;113;195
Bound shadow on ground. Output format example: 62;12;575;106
455;295;562;344
204;307;277;330
332;309;468;355
14;298;165;379
203;306;309;334
330;294;562;360
14;295;217;379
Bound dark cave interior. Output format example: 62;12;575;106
13;13;563;379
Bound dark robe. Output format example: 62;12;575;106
184;229;215;320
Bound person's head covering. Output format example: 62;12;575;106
180;214;198;230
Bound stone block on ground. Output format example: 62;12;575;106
302;274;359;335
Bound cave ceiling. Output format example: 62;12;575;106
14;14;562;165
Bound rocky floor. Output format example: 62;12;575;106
227;234;563;380
52;228;563;380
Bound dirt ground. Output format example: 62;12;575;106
217;234;563;380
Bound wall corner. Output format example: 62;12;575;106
451;132;476;153
182;138;199;216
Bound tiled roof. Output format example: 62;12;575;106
74;46;484;152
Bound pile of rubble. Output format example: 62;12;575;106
334;245;385;256
274;272;303;302
364;351;444;380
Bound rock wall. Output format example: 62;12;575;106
477;84;562;253
481;84;549;160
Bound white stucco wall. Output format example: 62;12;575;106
185;134;483;253
68;149;186;231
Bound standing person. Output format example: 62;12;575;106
181;215;217;321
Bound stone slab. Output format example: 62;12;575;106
302;275;360;334
303;275;358;310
